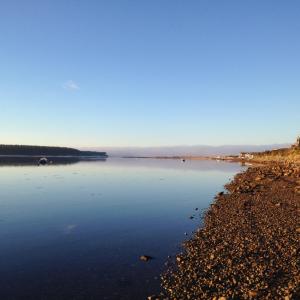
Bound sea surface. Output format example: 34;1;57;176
0;158;245;300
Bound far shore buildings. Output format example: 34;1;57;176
239;152;254;160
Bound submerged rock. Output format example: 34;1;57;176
140;255;153;262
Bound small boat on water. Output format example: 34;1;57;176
38;157;48;166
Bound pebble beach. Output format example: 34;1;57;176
153;162;300;299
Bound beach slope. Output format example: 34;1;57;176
158;163;300;299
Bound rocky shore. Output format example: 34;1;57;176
154;163;300;299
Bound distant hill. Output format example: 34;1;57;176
0;145;107;157
82;144;290;157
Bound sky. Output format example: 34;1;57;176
0;0;299;147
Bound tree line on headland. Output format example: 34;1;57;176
0;144;107;157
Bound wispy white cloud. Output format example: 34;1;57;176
63;224;77;234
62;80;80;91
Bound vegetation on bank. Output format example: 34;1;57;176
0;144;107;157
252;147;300;163
238;137;300;164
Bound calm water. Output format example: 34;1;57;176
0;158;244;300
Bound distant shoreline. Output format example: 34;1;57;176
123;155;212;160
121;155;246;163
0;144;108;158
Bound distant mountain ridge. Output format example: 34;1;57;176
82;144;290;157
0;144;107;157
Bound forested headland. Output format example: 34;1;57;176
0;144;107;157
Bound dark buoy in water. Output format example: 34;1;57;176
38;157;48;166
182;159;186;162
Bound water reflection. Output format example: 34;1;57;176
0;156;107;166
0;158;245;300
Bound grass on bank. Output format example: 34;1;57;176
253;148;300;163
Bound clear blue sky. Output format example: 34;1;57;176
0;0;299;147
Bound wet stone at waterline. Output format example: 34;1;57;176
159;163;300;299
